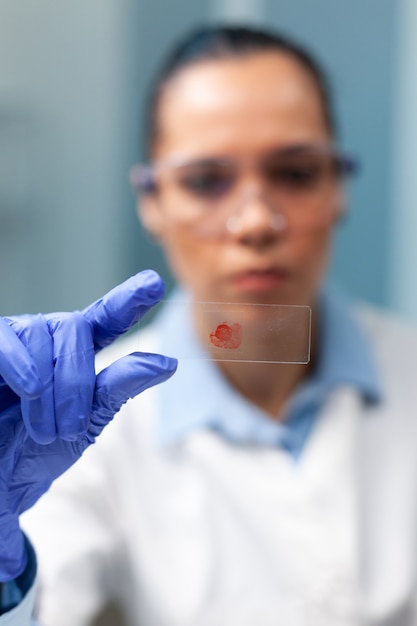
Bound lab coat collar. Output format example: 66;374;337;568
297;284;382;406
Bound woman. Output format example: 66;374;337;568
10;25;417;626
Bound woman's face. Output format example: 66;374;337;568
140;51;343;307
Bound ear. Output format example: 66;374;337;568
137;195;165;242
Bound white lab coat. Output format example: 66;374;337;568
15;303;417;626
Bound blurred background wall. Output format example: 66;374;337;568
0;0;416;322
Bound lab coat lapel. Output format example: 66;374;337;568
304;384;417;624
357;389;417;624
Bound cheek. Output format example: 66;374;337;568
160;230;220;294
294;223;335;291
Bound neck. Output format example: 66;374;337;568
216;359;312;419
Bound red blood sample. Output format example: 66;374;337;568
209;321;242;349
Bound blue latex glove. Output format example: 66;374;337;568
0;269;177;581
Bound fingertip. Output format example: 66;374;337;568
23;375;45;400
138;353;178;388
83;270;167;352
21;394;57;444
32;431;56;445
13;361;44;399
160;355;178;377
135;270;165;303
21;400;57;444
131;352;177;378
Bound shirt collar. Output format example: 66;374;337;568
313;284;381;403
152;285;382;451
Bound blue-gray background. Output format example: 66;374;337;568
1;0;415;321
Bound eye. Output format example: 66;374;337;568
265;158;324;190
176;165;235;199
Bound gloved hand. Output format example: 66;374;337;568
0;269;177;581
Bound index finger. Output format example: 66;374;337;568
82;270;165;352
0;316;43;399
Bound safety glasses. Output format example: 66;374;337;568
130;144;357;237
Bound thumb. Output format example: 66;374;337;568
83;270;165;352
87;352;177;440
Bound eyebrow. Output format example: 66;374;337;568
180;143;328;161
151;141;338;171
265;142;335;158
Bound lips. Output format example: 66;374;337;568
229;267;291;293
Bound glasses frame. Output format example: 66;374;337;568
130;143;358;195
130;143;358;237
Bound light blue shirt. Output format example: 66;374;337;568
154;285;382;460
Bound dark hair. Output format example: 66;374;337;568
145;25;336;156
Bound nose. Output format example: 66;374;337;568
225;188;287;239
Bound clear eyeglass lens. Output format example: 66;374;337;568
263;154;337;192
175;162;237;200
156;151;346;231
